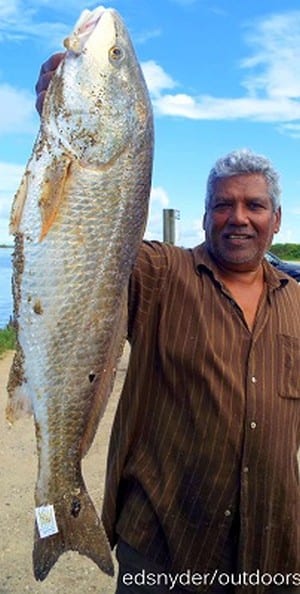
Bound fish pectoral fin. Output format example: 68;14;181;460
33;488;114;581
9;171;29;234
38;155;72;241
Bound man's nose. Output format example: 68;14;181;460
228;203;248;225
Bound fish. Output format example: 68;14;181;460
6;5;153;582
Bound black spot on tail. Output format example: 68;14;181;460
71;498;81;518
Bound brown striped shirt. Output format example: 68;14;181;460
102;241;300;592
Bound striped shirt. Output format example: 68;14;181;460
102;241;300;591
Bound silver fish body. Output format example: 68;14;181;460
6;6;153;581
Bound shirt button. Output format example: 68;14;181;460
243;466;249;473
224;509;231;517
251;376;257;384
250;421;257;429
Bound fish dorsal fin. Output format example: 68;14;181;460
39;156;72;241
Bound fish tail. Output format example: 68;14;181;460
33;491;114;580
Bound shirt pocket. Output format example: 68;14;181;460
277;334;300;399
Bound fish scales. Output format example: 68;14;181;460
6;5;153;582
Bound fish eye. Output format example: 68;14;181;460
109;45;125;63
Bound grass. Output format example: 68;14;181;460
0;325;16;357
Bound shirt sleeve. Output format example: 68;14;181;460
127;240;170;342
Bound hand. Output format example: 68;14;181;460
35;52;65;115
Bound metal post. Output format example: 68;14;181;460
163;209;180;245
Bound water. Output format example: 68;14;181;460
0;247;13;328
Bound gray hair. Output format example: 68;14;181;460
205;148;281;211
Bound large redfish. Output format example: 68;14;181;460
6;5;153;581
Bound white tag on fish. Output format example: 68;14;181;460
35;504;59;538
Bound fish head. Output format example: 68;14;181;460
42;6;153;167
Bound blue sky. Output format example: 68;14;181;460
1;0;300;247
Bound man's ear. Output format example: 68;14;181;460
202;212;207;230
273;206;281;234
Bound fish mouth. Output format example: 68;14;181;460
64;6;107;53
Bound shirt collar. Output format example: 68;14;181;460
191;242;289;292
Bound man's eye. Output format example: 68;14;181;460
248;202;265;210
213;202;231;211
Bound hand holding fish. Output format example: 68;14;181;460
35;52;65;115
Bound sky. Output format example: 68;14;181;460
0;0;300;247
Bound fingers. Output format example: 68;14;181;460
35;52;65;93
35;52;65;115
35;91;47;117
41;52;65;74
35;71;51;97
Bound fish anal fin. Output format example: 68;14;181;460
33;488;114;581
5;385;33;424
6;347;33;423
39;156;72;241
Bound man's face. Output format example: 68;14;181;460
203;174;281;272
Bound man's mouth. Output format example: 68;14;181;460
226;233;251;239
224;234;253;240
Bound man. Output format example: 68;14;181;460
36;57;300;594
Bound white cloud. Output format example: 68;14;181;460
275;227;296;243
144;11;300;134
150;186;170;208
141;61;177;98
0;162;24;191
169;0;200;5
0;0;98;18
0;84;37;134
241;12;300;99
0;1;20;19
144;188;204;247
0;21;69;48
144;186;170;241
134;29;162;45
278;123;300;138
0;162;25;244
154;93;300;122
0;0;71;45
210;7;228;18
29;0;103;8
178;217;205;248
2;5;300;136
